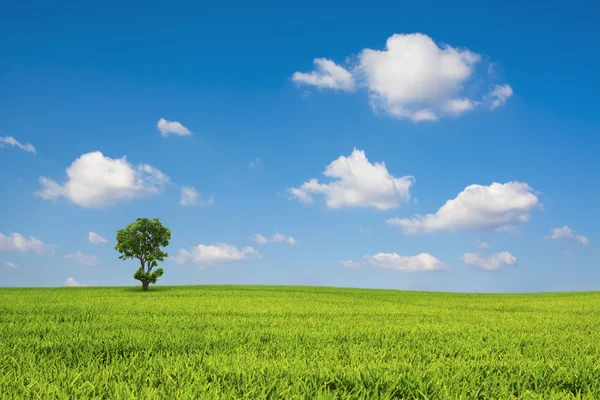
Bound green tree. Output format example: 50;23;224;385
115;218;171;290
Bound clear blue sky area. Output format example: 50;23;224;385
1;0;599;292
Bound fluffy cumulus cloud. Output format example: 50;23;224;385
547;226;590;246
387;182;540;234
36;151;169;208
288;148;413;210
292;33;513;122
64;277;87;287
0;232;55;254
88;232;107;244
292;58;355;91
252;232;297;245
64;251;98;266
364;252;445;272
157;118;191;137
462;252;517;271
173;243;260;267
0;136;36;153
4;261;20;269
179;186;214;206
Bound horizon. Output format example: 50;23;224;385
1;1;599;293
3;282;600;296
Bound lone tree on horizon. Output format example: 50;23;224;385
115;217;171;291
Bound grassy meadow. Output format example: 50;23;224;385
1;285;600;399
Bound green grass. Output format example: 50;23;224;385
1;285;600;399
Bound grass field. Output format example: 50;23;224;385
2;286;600;399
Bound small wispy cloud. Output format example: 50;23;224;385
546;226;590;246
0;232;56;254
88;232;108;244
0;136;36;153
474;238;489;248
64;251;98;266
340;260;360;268
252;232;297;245
4;261;20;269
64;277;87;287
461;252;517;271
249;158;261;168
173;243;261;267
179;186;214;206
157;118;191;137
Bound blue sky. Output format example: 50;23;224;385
1;0;599;292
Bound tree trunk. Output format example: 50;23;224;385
141;280;149;291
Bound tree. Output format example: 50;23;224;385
115;217;171;290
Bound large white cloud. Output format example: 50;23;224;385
36;151;169;208
173;243;260;266
387;182;540;234
0;136;36;153
547;226;590;246
292;58;355;91
288;148;413;210
292;33;513;121
157;118;191;137
64;251;99;266
364;252;444;272
0;232;55;254
462;252;517;271
88;232;107;244
252;232;297;245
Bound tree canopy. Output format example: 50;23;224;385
115;217;171;290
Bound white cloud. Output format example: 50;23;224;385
547;226;590;246
387;182;540;234
293;33;512;122
252;234;268;245
443;98;476;116
157;118;191;137
288;148;413;210
359;33;481;121
252;231;297;245
64;251;98;266
576;236;589;246
340;259;361;268
474;238;490;248
0;232;55;254
88;232;107;244
64;277;87;287
179;186;214;206
462;252;517;271
249;158;261;168
36;151;169;208
486;84;513;109
364;252;444;272
0;136;36;153
292;58;355;91
4;261;20;269
173;243;260;266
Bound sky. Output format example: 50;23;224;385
1;0;599;292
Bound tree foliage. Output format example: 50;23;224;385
115;217;171;290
